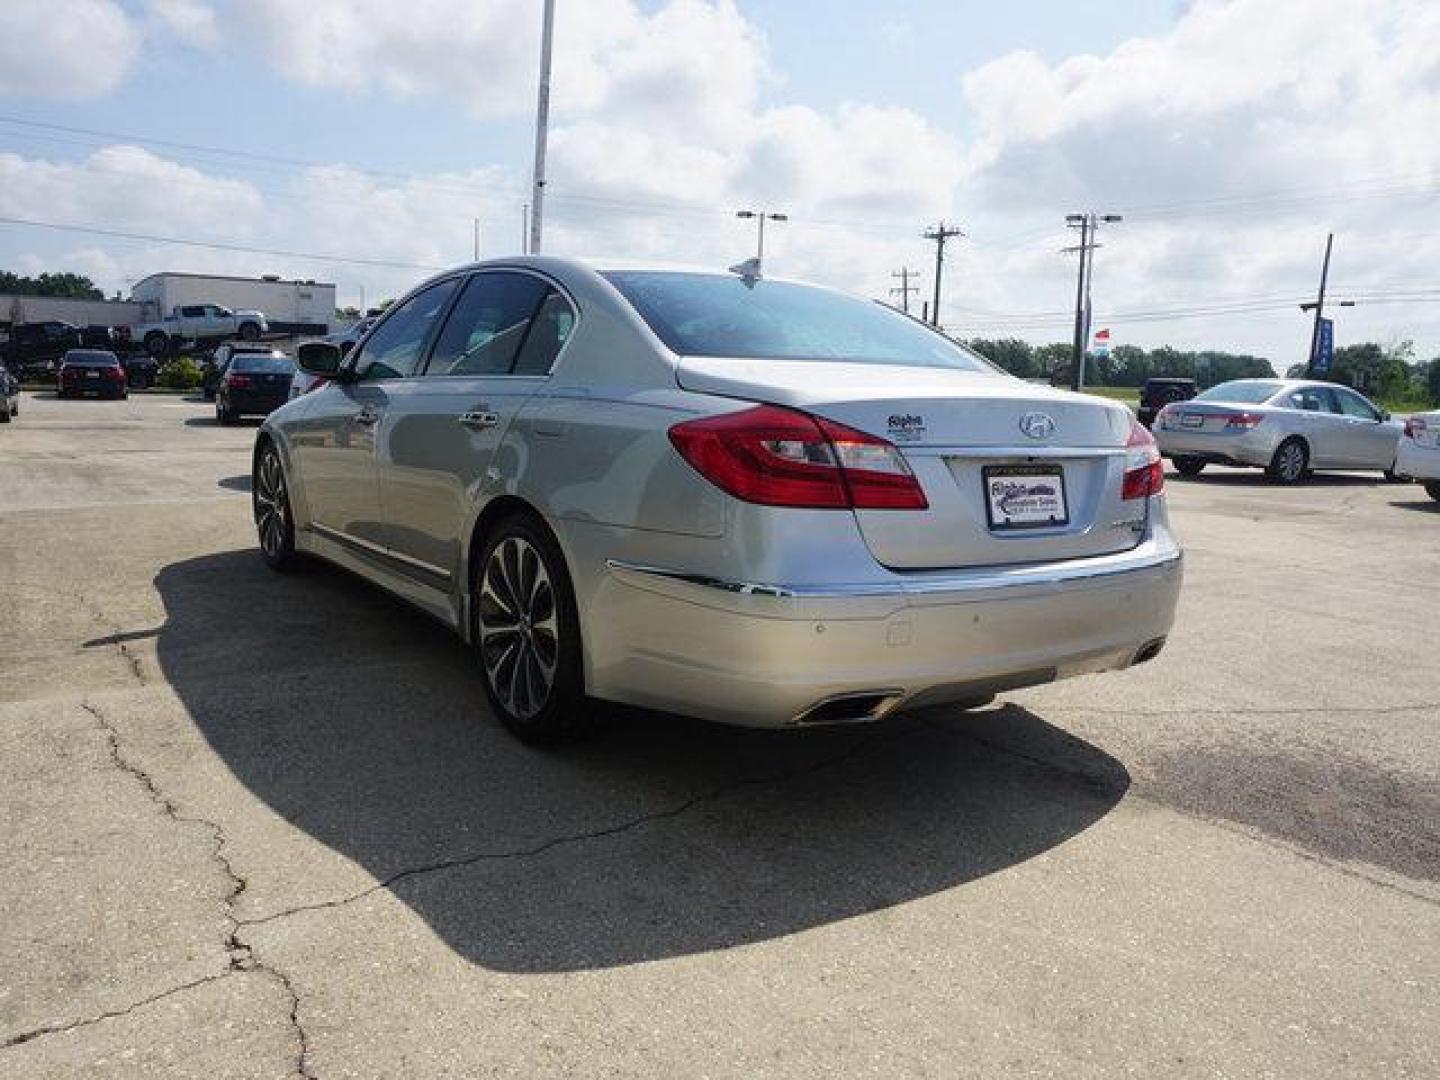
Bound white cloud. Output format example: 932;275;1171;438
0;0;140;99
146;0;220;49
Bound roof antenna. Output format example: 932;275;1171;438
727;256;762;287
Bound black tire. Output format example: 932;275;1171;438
1173;456;1206;478
253;442;299;570
1425;480;1440;503
0;401;10;423
1267;437;1308;484
217;402;235;425
144;332;170;358
472;513;588;743
238;322;261;341
1382;467;1409;484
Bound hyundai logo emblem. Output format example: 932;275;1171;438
1019;412;1056;439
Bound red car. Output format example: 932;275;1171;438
57;350;129;400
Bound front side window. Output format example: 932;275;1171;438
1335;388;1380;420
352;279;460;381
602;271;993;370
426;272;550;376
181;306;206;318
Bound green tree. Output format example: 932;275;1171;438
964;337;1037;378
0;270;104;299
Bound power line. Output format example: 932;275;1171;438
0;215;445;272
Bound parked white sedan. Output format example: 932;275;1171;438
1154;378;1405;484
1396;410;1440;502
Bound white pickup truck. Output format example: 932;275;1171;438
134;304;269;357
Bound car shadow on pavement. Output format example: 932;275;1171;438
151;549;1129;973
217;475;252;492
1176;470;1392;487
1389;497;1440;514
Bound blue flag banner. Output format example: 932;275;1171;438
1312;318;1334;375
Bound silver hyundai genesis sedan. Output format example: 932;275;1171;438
254;257;1182;741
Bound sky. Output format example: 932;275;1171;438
1;0;1438;370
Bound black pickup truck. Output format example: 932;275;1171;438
1137;377;1198;427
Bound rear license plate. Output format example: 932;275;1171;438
86;371;100;379
983;465;1068;530
1180;413;1203;428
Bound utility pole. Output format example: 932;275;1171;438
528;0;555;254
922;222;963;328
890;267;919;314
1304;232;1333;375
473;218;481;261
735;210;788;270
521;203;530;254
1063;212;1122;390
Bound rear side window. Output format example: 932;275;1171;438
426;272;550;376
603;271;991;370
352;278;460;381
512;289;575;375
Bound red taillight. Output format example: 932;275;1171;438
225;373;252;388
668;404;928;510
1404;416;1427;439
1225;412;1264;430
109;366;125;380
1122;420;1165;500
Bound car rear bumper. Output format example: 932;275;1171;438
226;391;290;415
1396;437;1440;481
589;525;1183;727
1154;426;1277;467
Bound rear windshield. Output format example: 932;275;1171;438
63;351;120;367
1193;380;1282;404
603;271;993;370
231;356;295;374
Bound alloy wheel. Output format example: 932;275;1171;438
254;450;289;559
478;536;559;721
1277;442;1305;482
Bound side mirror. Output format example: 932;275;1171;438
297;341;347;379
1379;410;1391;422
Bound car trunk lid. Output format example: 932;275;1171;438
675;357;1147;570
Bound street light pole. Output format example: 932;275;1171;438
1304;232;1333;376
735;210;788;270
528;0;555;255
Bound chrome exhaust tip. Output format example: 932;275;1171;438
793;690;904;726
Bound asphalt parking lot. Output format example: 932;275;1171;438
2;390;1437;1078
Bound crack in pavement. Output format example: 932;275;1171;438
0;593;317;1078
933;716;1440;910
1;974;229;1050
240;719;925;931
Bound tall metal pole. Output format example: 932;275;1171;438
528;0;555;255
922;223;963;328
521;204;529;254
473;218;480;261
1306;232;1333;375
756;214;765;263
1068;215;1091;391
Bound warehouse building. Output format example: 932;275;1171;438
130;272;336;335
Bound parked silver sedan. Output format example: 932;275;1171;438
1154;378;1405;483
254;257;1182;741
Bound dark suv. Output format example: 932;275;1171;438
1137;377;1197;428
0;321;84;379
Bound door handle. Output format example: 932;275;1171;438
354;406;380;426
459;410;501;430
